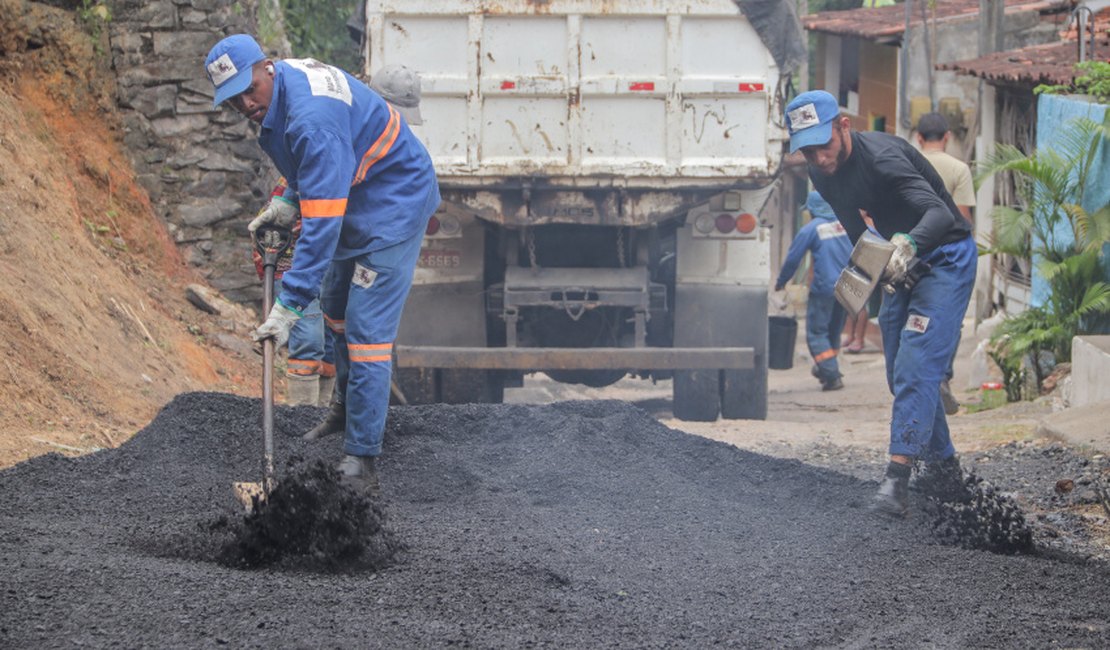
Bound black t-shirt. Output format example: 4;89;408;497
809;131;972;253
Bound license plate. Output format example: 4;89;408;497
419;249;461;268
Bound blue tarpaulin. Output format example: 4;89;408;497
1031;94;1109;307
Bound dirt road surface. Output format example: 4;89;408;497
2;326;1109;648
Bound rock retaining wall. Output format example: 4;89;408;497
108;0;279;304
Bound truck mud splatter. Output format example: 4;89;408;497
1;393;1108;647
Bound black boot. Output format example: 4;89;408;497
337;454;380;495
870;461;911;519
303;400;345;440
911;455;969;503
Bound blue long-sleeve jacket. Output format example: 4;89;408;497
775;192;853;296
259;58;441;312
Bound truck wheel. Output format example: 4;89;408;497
673;369;720;421
439;369;504;404
393;368;437;405
720;366;768;420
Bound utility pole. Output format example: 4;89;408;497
974;0;1005;321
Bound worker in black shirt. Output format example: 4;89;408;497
784;90;977;517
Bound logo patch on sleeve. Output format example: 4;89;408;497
352;263;378;289
287;58;352;105
905;314;930;333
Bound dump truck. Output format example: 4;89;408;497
359;0;805;421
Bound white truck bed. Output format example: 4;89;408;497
362;0;786;186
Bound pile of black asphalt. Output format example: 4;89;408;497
2;392;1108;648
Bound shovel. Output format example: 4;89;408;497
233;223;293;512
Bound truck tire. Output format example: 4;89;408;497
673;369;720;421
720;365;768;420
393;368;437;405
439;369;504;404
394;368;504;405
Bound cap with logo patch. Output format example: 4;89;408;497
205;34;266;108
369;64;423;125
784;90;840;153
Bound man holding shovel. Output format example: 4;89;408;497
784;90;976;517
205;34;440;492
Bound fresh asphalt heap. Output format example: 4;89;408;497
1;393;1108;647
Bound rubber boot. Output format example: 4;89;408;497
286;374;320;406
337;454;380;495
870;461;911;519
317;375;337;408
303;400;345;440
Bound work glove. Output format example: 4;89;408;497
252;299;302;347
248;196;299;234
882;233;930;292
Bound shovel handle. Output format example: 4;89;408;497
253;224;293;269
255;228;289;496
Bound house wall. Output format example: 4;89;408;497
901;11;1059;142
856;40;897;133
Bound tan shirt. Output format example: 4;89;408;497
922;150;976;208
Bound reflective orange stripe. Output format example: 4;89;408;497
287;358;321;376
300;198;347;218
319;362;336;378
814;349;838;362
349;342;393;363
353;105;400;185
325;315;346;334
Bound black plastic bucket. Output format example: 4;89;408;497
768;316;797;370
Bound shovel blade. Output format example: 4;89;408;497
232;481;267;513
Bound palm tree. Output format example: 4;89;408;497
975;115;1110;397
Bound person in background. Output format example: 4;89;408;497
205;34;440;493
842;307;869;354
784;90;976;518
303;62;426;439
368;64;423;126
252;180;336;407
842;211;883;355
915;111;976;416
774;191;853;391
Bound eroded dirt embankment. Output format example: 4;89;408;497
1;394;1107;648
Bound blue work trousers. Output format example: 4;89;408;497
878;235;976;460
277;280;336;378
807;292;847;382
321;230;424;457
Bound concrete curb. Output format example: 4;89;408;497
1037;401;1110;454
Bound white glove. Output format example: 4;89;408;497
883;233;917;285
248;196;299;234
252;300;301;347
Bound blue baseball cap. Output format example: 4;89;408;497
205;34;266;108
784;90;840;153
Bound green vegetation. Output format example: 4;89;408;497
976;116;1110;400
77;0;111;55
1035;61;1110;104
281;0;362;74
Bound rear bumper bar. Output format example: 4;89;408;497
394;346;754;370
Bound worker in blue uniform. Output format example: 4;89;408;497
784;90;975;517
774;191;853;391
205;34;440;493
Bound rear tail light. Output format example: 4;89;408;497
694;213;716;234
735;213;757;234
714;213;736;233
425;216;441;235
